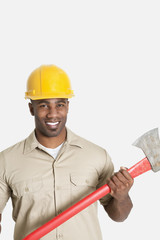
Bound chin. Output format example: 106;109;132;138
46;128;63;138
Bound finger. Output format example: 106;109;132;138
120;166;128;170
112;172;129;186
119;170;134;189
108;176;128;197
120;168;133;181
107;178;117;194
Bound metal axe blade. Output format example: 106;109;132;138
133;128;160;172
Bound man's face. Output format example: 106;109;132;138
29;98;69;138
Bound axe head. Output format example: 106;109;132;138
133;128;160;172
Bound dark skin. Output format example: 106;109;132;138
28;98;69;148
105;167;133;221
0;98;133;233
29;98;134;221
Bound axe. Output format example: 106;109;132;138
23;128;160;240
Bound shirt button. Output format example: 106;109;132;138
58;234;63;239
25;187;29;192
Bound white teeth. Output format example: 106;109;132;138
46;122;59;126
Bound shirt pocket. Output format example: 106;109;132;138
70;173;98;187
11;177;44;220
70;172;98;204
12;177;43;198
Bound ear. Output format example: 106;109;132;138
28;102;34;116
67;100;69;113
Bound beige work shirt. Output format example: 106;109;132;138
0;128;114;240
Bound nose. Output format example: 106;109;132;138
46;105;58;118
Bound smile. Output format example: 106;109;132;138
46;121;59;126
45;121;60;129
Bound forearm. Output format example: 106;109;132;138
104;167;134;222
104;194;133;222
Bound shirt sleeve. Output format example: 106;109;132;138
97;150;114;206
0;152;11;213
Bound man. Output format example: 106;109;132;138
0;65;134;240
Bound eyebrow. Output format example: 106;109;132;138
37;99;68;105
55;100;68;104
37;100;50;104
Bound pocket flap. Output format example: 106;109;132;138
70;173;98;187
12;178;43;197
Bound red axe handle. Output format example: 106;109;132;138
23;157;151;240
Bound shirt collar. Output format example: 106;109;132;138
66;128;83;148
23;128;83;154
23;130;39;154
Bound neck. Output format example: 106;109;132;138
35;128;67;148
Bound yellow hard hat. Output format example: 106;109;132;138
25;65;74;100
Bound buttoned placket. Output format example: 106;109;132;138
51;142;68;240
36;143;66;240
37;141;67;239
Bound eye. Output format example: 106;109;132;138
57;103;65;108
39;104;48;108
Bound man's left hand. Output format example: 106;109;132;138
107;167;134;201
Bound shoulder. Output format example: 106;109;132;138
67;128;105;152
0;131;36;160
67;128;112;163
0;140;23;176
0;132;33;162
67;128;114;175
